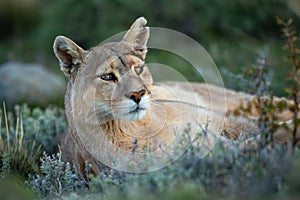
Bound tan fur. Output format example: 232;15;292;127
53;17;299;174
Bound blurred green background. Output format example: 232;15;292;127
1;0;300;103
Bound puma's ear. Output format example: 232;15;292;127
122;17;149;59
53;36;86;78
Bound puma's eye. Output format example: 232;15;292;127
134;65;144;75
100;73;118;82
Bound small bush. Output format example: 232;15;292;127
27;152;89;199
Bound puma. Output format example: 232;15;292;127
53;17;299;174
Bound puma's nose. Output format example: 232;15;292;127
129;89;146;104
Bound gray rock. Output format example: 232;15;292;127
0;62;66;107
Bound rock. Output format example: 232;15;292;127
0;62;66;107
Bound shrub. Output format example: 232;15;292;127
27;152;89;199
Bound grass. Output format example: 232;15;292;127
0;103;42;176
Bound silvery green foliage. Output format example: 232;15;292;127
24;129;297;199
118;139;290;198
27;152;89;199
23;115;295;199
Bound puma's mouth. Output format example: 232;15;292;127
129;106;146;114
126;105;147;121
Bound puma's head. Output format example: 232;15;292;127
53;17;153;123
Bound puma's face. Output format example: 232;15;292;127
87;42;153;121
53;17;151;122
